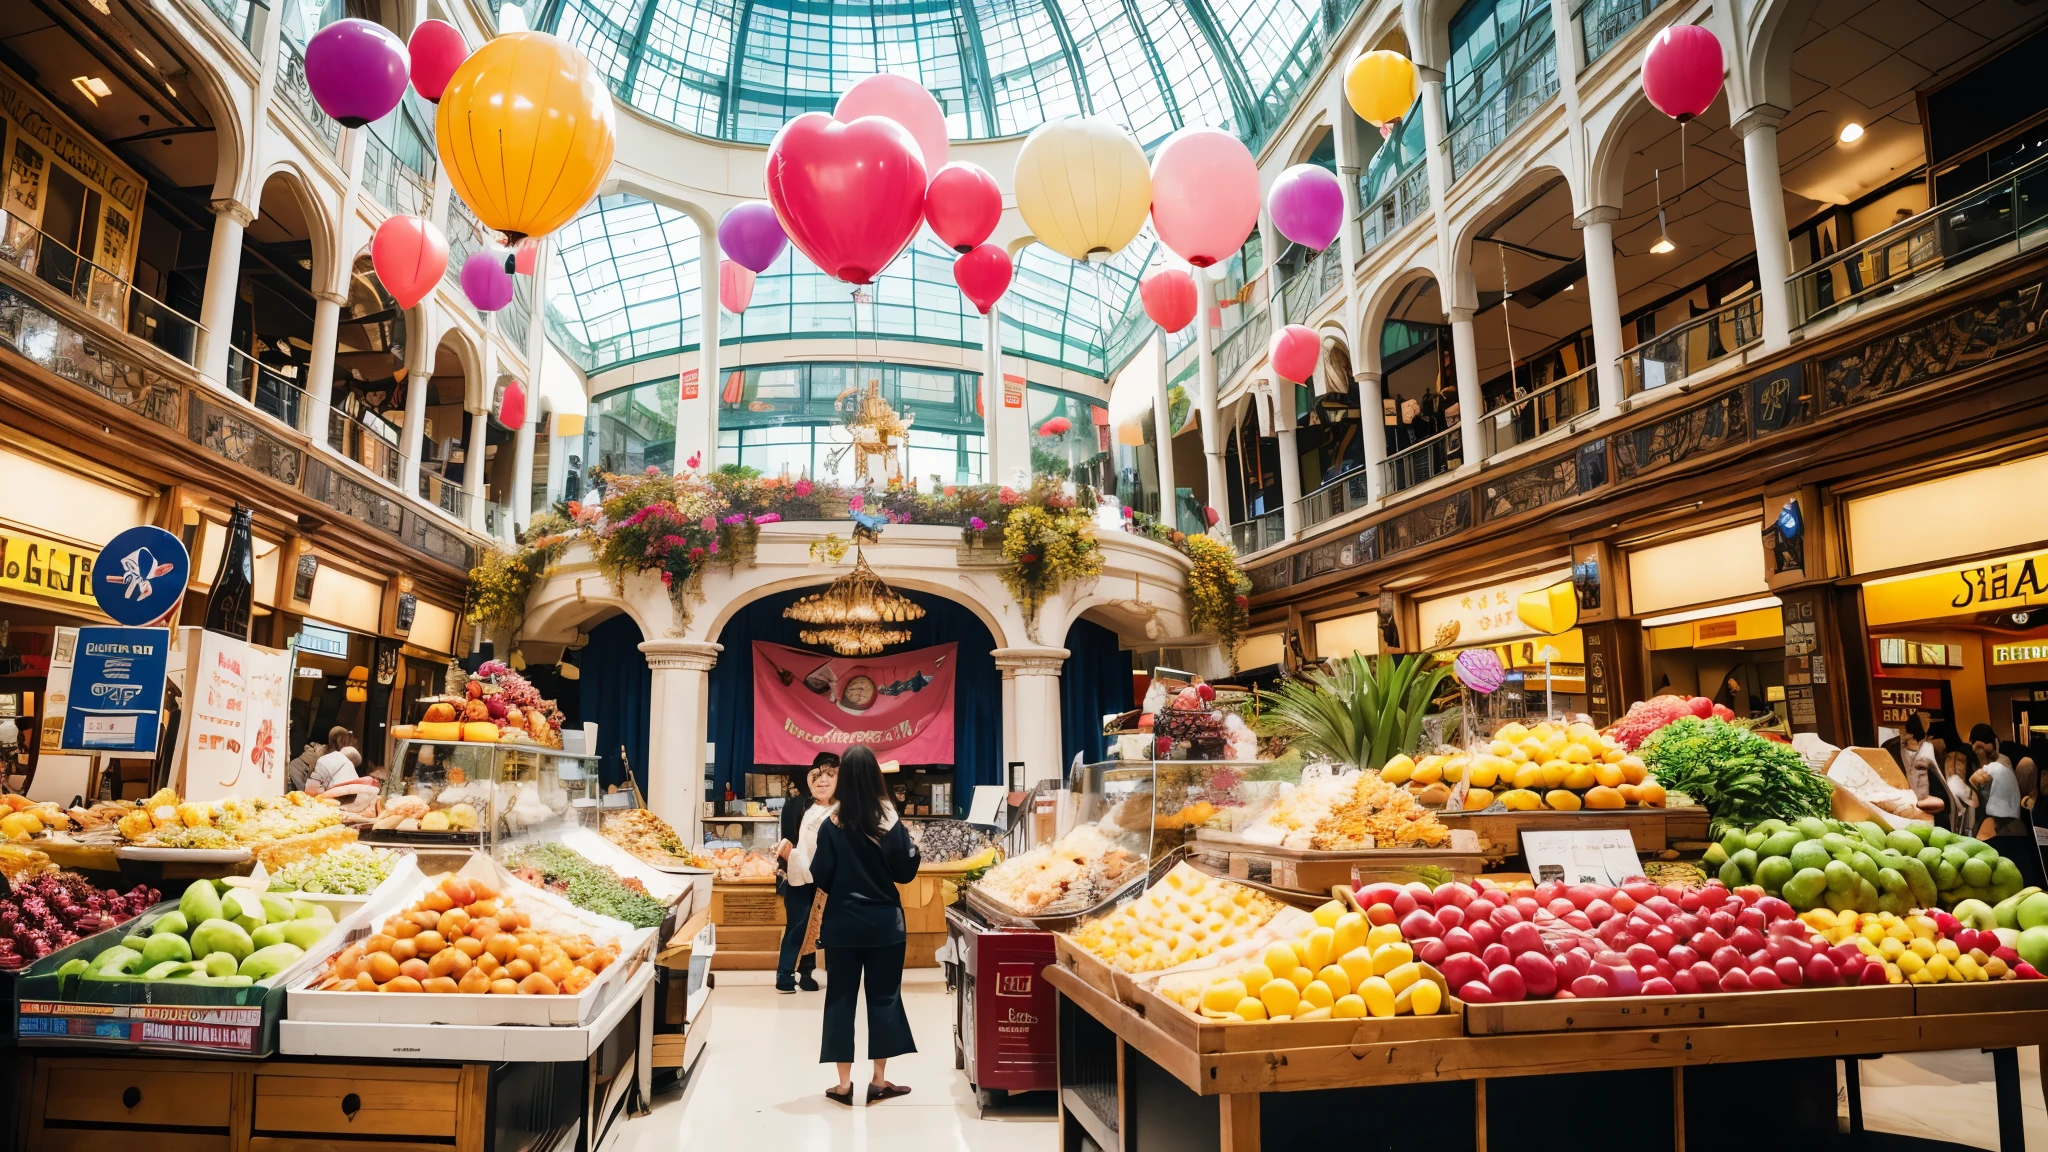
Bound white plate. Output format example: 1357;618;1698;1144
113;846;252;863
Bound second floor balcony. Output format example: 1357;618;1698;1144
1;209;203;367
1619;293;1762;398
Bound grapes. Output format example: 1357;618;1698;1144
0;872;155;968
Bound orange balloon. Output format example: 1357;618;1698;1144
436;31;615;241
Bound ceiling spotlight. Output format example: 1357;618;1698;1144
1650;230;1675;255
1649;166;1676;255
71;76;112;104
1839;122;1865;143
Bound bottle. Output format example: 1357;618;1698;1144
203;506;256;641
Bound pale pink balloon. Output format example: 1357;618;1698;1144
719;259;756;313
1150;127;1259;268
834;73;948;175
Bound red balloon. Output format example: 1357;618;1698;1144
925;161;1002;253
371;214;447;310
953;243;1012;315
1642;24;1724;122
1140;268;1198;333
407;19;467;102
513;237;540;276
765;112;927;285
495;377;527;430
719;259;755;313
1270;323;1319;383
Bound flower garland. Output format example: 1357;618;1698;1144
998;496;1105;637
1181;533;1253;666
464;512;575;631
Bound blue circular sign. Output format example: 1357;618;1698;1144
94;525;190;626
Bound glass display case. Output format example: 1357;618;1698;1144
365;739;600;852
1077;759;1303;860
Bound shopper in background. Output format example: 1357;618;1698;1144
774;753;839;994
1941;746;1981;836
1898;718;1939;805
286;740;326;793
1929;720;1963;764
1973;752;2043;889
306;728;362;794
1970;724;2013;769
808;744;920;1107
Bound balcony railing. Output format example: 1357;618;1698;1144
1381;425;1463;495
0;209;203;365
225;346;310;431
1448;39;1561;183
1229;509;1287;554
1577;0;1656;65
362;132;434;219
1216;306;1270;384
1297;467;1372;529
1789;152;2048;327
1280;244;1345;322
277;36;341;152
418;469;473;520
1482;363;1598;456
1359;163;1429;257
1618;293;1762;397
329;406;406;485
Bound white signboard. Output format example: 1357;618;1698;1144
176;627;292;801
1520;828;1645;888
1416;567;1571;649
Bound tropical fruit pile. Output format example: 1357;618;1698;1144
1068;864;1284;973
1387;721;1665;813
1705;817;2027;914
1154;900;1445;1022
307;873;618;995
1798;908;2043;984
56;879;335;987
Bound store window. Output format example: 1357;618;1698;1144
1446;0;1552;128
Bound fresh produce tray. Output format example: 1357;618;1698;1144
964;845;1181;933
1189;828;1484;893
1458;982;1913;1035
285;853;656;1028
1436;806;1711;857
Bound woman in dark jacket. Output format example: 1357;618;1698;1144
807;744;920;1106
773;753;837;993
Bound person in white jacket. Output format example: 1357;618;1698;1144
774;757;838;992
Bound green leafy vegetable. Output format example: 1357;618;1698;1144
1638;717;1833;834
506;842;668;928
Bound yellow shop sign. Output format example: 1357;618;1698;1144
1992;643;2048;666
1862;549;2048;626
0;527;100;610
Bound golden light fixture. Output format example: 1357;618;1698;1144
784;548;925;656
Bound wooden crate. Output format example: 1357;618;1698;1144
1437;806;1711;859
252;1068;462;1141
709;883;784;927
1913;978;2048;1016
904;930;945;968
655;907;714;971
899;873;949;935
1122;966;1462;1052
1460;982;1914;1035
1189;829;1485;894
1052;934;1143;1005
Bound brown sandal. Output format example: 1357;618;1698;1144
826;1086;856;1107
867;1082;912;1105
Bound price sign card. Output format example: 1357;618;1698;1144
1520;828;1646;887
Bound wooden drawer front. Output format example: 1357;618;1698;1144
43;1067;236;1129
254;1074;458;1140
31;1131;231;1152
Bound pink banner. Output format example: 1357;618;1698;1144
752;640;957;764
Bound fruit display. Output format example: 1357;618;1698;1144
112;788;348;851
706;847;778;882
0;871;159;968
1;793;70;841
1068;863;1284;973
1153;899;1446;1022
54;879;336;987
973;823;1147;916
1639;717;1832;829
505;842;669;928
267;843;401;896
1703;818;2026;914
0;842;55;884
370;795;480;834
392;660;565;747
1609;695;1730;750
305;873;617;995
906;819;999;864
1236;771;1449;849
1797;908;2043;984
1391;720;1665;814
601;808;712;870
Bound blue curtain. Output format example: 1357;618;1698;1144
707;587;1001;812
581;614;651;793
1061;617;1133;772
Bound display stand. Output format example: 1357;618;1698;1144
1435;806;1712;866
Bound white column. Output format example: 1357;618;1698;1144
639;640;721;850
1193;270;1227;534
984;305;1028;485
399;305;433;499
1418;70;1452;254
464;402;490;532
995;647;1067;784
1736;109;1794;351
196;199;254;385
1578;208;1625;418
517;239;552;527
1330;85;1367;399
1357;369;1388;499
543;414;568;509
511;413;537;535
1149;332;1178;526
304;289;345;429
1447;306;1484;467
1274;376;1301;540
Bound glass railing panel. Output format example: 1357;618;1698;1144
1217;307;1270;384
224;346;309;431
0;207;203;364
277;36;341;153
1448;40;1560;184
1618;293;1762;397
1578;0;1655;65
1359;164;1429;256
1297;467;1372;527
328;406;408;486
1482;363;1598;455
1380;425;1463;494
1229;509;1286;554
416;469;473;519
362;133;434;219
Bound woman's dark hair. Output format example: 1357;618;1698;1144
1969;722;1999;745
1929;720;1962;750
1904;715;1927;741
810;751;840;770
1999;739;2027;768
833;745;890;839
1945;744;1979;773
2027;735;2048;773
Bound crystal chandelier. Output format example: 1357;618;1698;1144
784;548;925;655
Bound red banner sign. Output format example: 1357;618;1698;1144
752;640;956;764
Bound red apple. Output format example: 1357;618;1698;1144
1719;968;1753;992
1490;904;1525;929
1501;922;1545;957
1610;931;1642;954
1642;976;1676;996
1679;889;1705;913
1829;942;1865;968
1804;954;1839;987
1555;949;1592;984
1442;884;1476;909
1858;962;1889;986
1710;946;1745;974
1692;928;1729;957
1481;943;1513;970
1645;927;1678;955
1748;965;1782;991
1695;884;1731;907
1513;897;1541;921
1666;913;1700;940
1434;905;1466;932
1734;886;1766;906
1755;897;1794;924
1773;956;1805;987
1611;891;1639;916
1625;943;1660;969
1457;980;1496;1004
1706;909;1737;937
1466;898;1499;923
1645;896;1681;919
1601;964;1642;996
1357;883;1404;908
1585;899;1617;925
1516;951;1559;997
1629;904;1665;927
1671;969;1700;994
1563;910;1594;931
1931;910;1960;936
1667;944;1701;971
1400;909;1441;940
1535;881;1567;905
1392;891;1419;917
1546;897;1577;918
1566;885;1607;911
1570;974;1610;998
1730;926;1766;955
1687;695;1714;718
1736;906;1767;933
1689;961;1722;991
1430;884;1463;910
1414;937;1451;966
1442;926;1477;953
1658;884;1687;904
1467;920;1499;952
1623;881;1657;904
1366;904;1398;927
1994;945;2022;967
1488;964;1528;1002
1439;953;1488;990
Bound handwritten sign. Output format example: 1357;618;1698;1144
1520;828;1645;888
177;629;291;801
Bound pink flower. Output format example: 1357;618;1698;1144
793;479;813;497
709;540;719;554
754;513;780;524
688;547;705;562
722;514;747;526
646;465;659;475
660;571;673;586
1121;505;1133;518
849;493;864;512
701;516;716;532
969;517;987;531
998;486;1020;506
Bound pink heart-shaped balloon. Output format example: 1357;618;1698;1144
765;112;927;285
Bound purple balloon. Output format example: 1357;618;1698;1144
305;18;409;129
461;249;515;313
718;201;789;274
1269;164;1346;252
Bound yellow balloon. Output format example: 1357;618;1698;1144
1345;50;1419;133
436;31;616;241
1014;117;1151;262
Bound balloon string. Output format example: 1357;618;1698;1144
1678;120;1688;218
1498;241;1516;401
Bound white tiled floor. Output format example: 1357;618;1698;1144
617;971;1056;1152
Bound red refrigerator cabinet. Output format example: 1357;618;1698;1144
947;904;1057;1107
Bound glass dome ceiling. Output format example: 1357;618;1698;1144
536;0;1358;150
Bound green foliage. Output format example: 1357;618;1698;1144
1263;653;1453;771
1638;717;1834;834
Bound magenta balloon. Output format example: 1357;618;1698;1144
1140;268;1198;333
925;162;1002;253
461;248;515;312
306;18;409;128
764;113;928;285
952;243;1013;315
1270;323;1319;383
834;74;948;174
718;201;788;274
1642;24;1724;122
1269;164;1345;252
719;259;756;313
407;19;467;102
1150;127;1259;268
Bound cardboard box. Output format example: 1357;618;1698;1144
898;873;948;935
710;884;785;926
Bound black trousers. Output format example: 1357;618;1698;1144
776;883;817;981
819;941;915;1064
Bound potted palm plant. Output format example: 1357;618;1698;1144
1264;653;1456;772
